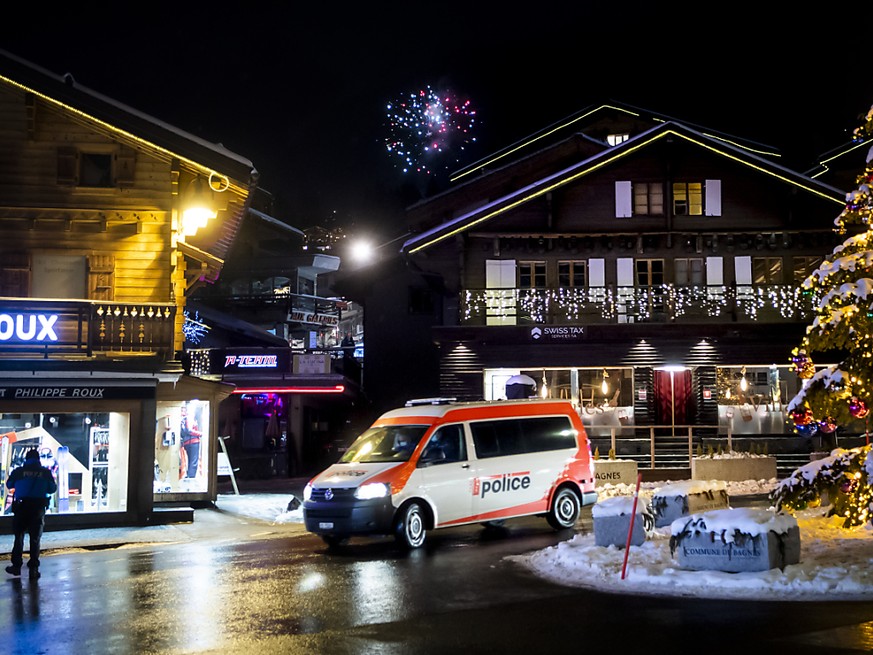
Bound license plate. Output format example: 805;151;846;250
319;522;334;529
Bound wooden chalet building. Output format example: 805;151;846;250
350;101;865;471
0;49;257;528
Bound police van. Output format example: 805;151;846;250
302;398;598;549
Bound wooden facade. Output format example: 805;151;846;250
0;49;256;527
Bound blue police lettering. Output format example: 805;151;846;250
480;472;531;497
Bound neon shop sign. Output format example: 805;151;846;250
0;313;59;342
223;354;279;369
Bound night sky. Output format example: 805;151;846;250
4;3;871;243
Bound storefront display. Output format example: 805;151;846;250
0;412;129;515
153;399;209;494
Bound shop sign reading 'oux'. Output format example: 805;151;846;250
0;313;59;341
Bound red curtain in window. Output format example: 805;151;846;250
654;369;692;426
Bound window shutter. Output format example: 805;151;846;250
705;179;722;216
734;256;752;285
57;147;79;186
614;181;632;218
706;256;724;285
87;255;115;301
616;258;634;286
486;259;516;288
115;148;136;188
588;259;605;286
0;252;31;297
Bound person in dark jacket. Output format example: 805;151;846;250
6;448;57;580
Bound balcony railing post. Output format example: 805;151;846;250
649;426;655;470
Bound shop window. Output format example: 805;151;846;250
0;412;129;515
154;400;210;494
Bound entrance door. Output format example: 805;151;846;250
654;369;694;435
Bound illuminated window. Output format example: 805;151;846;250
607;133;629;146
558;261;586;287
672;182;703;216
753;257;783;284
518;261;547;289
793;256;823;282
633;182;664;216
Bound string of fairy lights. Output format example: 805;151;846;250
462;284;819;323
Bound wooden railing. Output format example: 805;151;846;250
0;299;176;360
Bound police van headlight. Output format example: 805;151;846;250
303;483;313;501
355;482;390;500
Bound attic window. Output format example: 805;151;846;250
80;153;113;187
57;146;136;188
607;133;629;146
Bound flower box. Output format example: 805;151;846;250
670;508;800;572
691;454;777;482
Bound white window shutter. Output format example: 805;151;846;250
615;181;632;218
617;258;634;286
589;259;605;286
486;259;516;288
734;256;752;285
706;256;724;285
705;179;722;216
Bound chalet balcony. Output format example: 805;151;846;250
0;299;176;360
460;284;818;325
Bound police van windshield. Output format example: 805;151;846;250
340;425;429;463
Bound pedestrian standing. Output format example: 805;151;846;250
6;448;57;580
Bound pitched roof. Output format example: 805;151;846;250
403;120;846;255
0;49;256;186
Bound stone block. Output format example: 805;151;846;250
592;496;653;548
593;459;638;487
691;456;777;482
652;481;730;528
670;509;801;572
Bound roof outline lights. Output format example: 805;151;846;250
408;128;844;255
450;104;639;183
0;73;244;193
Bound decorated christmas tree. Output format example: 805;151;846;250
778;104;873;528
787;104;873;430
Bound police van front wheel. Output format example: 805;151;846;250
394;501;427;549
547;487;580;530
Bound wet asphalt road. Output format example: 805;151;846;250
2;501;873;655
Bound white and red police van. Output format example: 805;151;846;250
302;398;598;549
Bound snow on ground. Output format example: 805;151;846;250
510;478;873;600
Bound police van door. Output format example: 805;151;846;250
413;424;473;527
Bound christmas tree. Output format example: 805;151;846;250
787;104;873;429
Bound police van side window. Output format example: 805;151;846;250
522;416;576;451
420;424;467;465
471;416;575;459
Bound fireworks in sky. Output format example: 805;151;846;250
384;85;477;176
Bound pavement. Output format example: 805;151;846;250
1;476;311;559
